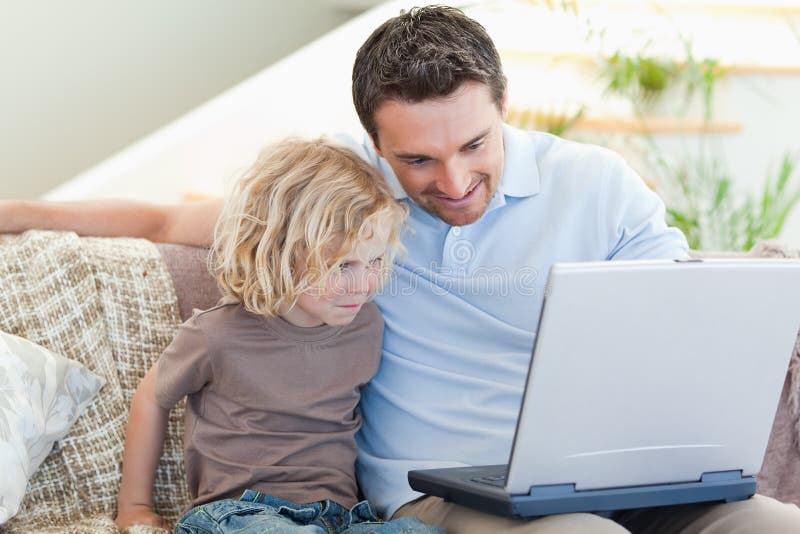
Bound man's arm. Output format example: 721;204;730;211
0;198;222;246
602;159;690;260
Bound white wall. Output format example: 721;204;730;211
16;0;800;247
0;0;362;199
40;0;420;204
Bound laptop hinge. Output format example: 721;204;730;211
528;470;747;497
528;483;577;497
701;469;745;482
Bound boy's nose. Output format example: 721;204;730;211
345;268;374;295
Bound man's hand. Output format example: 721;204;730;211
115;503;170;530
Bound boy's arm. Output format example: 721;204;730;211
115;365;171;530
0;198;222;246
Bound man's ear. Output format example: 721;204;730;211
501;89;510;120
370;133;383;158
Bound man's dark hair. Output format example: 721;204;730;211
352;5;507;145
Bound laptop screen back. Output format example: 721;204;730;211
505;259;800;495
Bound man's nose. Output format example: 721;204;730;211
436;160;472;199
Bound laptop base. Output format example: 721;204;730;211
408;467;756;518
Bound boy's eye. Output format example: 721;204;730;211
339;262;353;272
369;256;383;267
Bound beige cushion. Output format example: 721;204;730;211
0;232;186;532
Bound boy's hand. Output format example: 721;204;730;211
115;504;170;530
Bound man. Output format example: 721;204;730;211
2;6;799;533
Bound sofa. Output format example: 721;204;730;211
1;230;799;533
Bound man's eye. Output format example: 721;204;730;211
466;142;483;151
369;256;383;266
407;158;429;167
339;263;353;272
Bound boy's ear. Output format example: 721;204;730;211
501;89;509;120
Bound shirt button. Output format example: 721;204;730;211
452;227;462;236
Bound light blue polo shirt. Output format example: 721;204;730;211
339;125;689;518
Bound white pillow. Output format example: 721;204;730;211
0;331;105;524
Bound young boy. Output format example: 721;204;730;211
114;138;442;534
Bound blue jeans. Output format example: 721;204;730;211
174;490;444;534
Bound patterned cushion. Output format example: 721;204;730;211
0;331;105;524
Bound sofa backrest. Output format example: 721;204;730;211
156;244;220;321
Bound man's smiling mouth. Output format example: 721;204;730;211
433;180;482;204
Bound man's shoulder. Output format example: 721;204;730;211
514;129;634;196
524;129;625;168
501;125;629;197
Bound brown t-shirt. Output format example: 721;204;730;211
155;300;383;509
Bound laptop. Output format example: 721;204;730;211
408;259;800;517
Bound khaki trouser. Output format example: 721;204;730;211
393;494;800;533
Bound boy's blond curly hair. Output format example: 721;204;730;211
212;137;406;317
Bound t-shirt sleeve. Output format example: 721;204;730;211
155;312;214;410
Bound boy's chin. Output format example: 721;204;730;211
323;317;356;327
323;308;362;326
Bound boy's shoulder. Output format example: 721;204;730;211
186;300;383;340
188;300;258;332
192;298;238;316
360;300;382;320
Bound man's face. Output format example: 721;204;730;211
372;82;508;227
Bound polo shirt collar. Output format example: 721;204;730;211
497;123;541;198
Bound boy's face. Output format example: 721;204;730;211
372;81;508;227
284;230;389;328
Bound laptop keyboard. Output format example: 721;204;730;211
470;474;507;487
